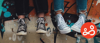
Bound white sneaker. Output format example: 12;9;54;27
71;14;86;33
55;14;71;34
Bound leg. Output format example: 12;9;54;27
18;15;25;19
76;0;87;14
33;0;48;33
54;0;71;34
15;0;29;35
38;13;45;17
71;0;87;33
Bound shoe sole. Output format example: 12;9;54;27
58;27;71;34
36;29;47;34
71;26;81;33
16;31;27;35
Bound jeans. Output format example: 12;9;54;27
33;0;48;14
15;0;48;15
15;0;29;15
53;0;64;13
76;0;87;13
54;0;87;13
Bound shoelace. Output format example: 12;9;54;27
37;18;44;29
18;25;25;31
37;18;44;23
57;16;66;27
76;15;85;27
18;18;25;24
57;16;68;30
18;18;26;31
58;17;63;26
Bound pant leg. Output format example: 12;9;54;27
53;0;64;13
33;0;48;14
15;0;29;15
76;0;87;13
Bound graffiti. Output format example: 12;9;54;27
96;0;100;6
22;41;24;43
12;33;16;41
17;36;23;41
46;27;51;37
76;36;80;43
64;1;76;13
88;0;94;15
9;37;11;40
9;33;23;41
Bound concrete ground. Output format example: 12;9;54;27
0;16;94;43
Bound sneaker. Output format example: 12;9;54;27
55;14;71;34
71;14;86;33
16;18;27;35
36;17;47;33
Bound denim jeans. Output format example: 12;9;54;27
53;0;64;13
54;0;87;13
76;0;87;13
